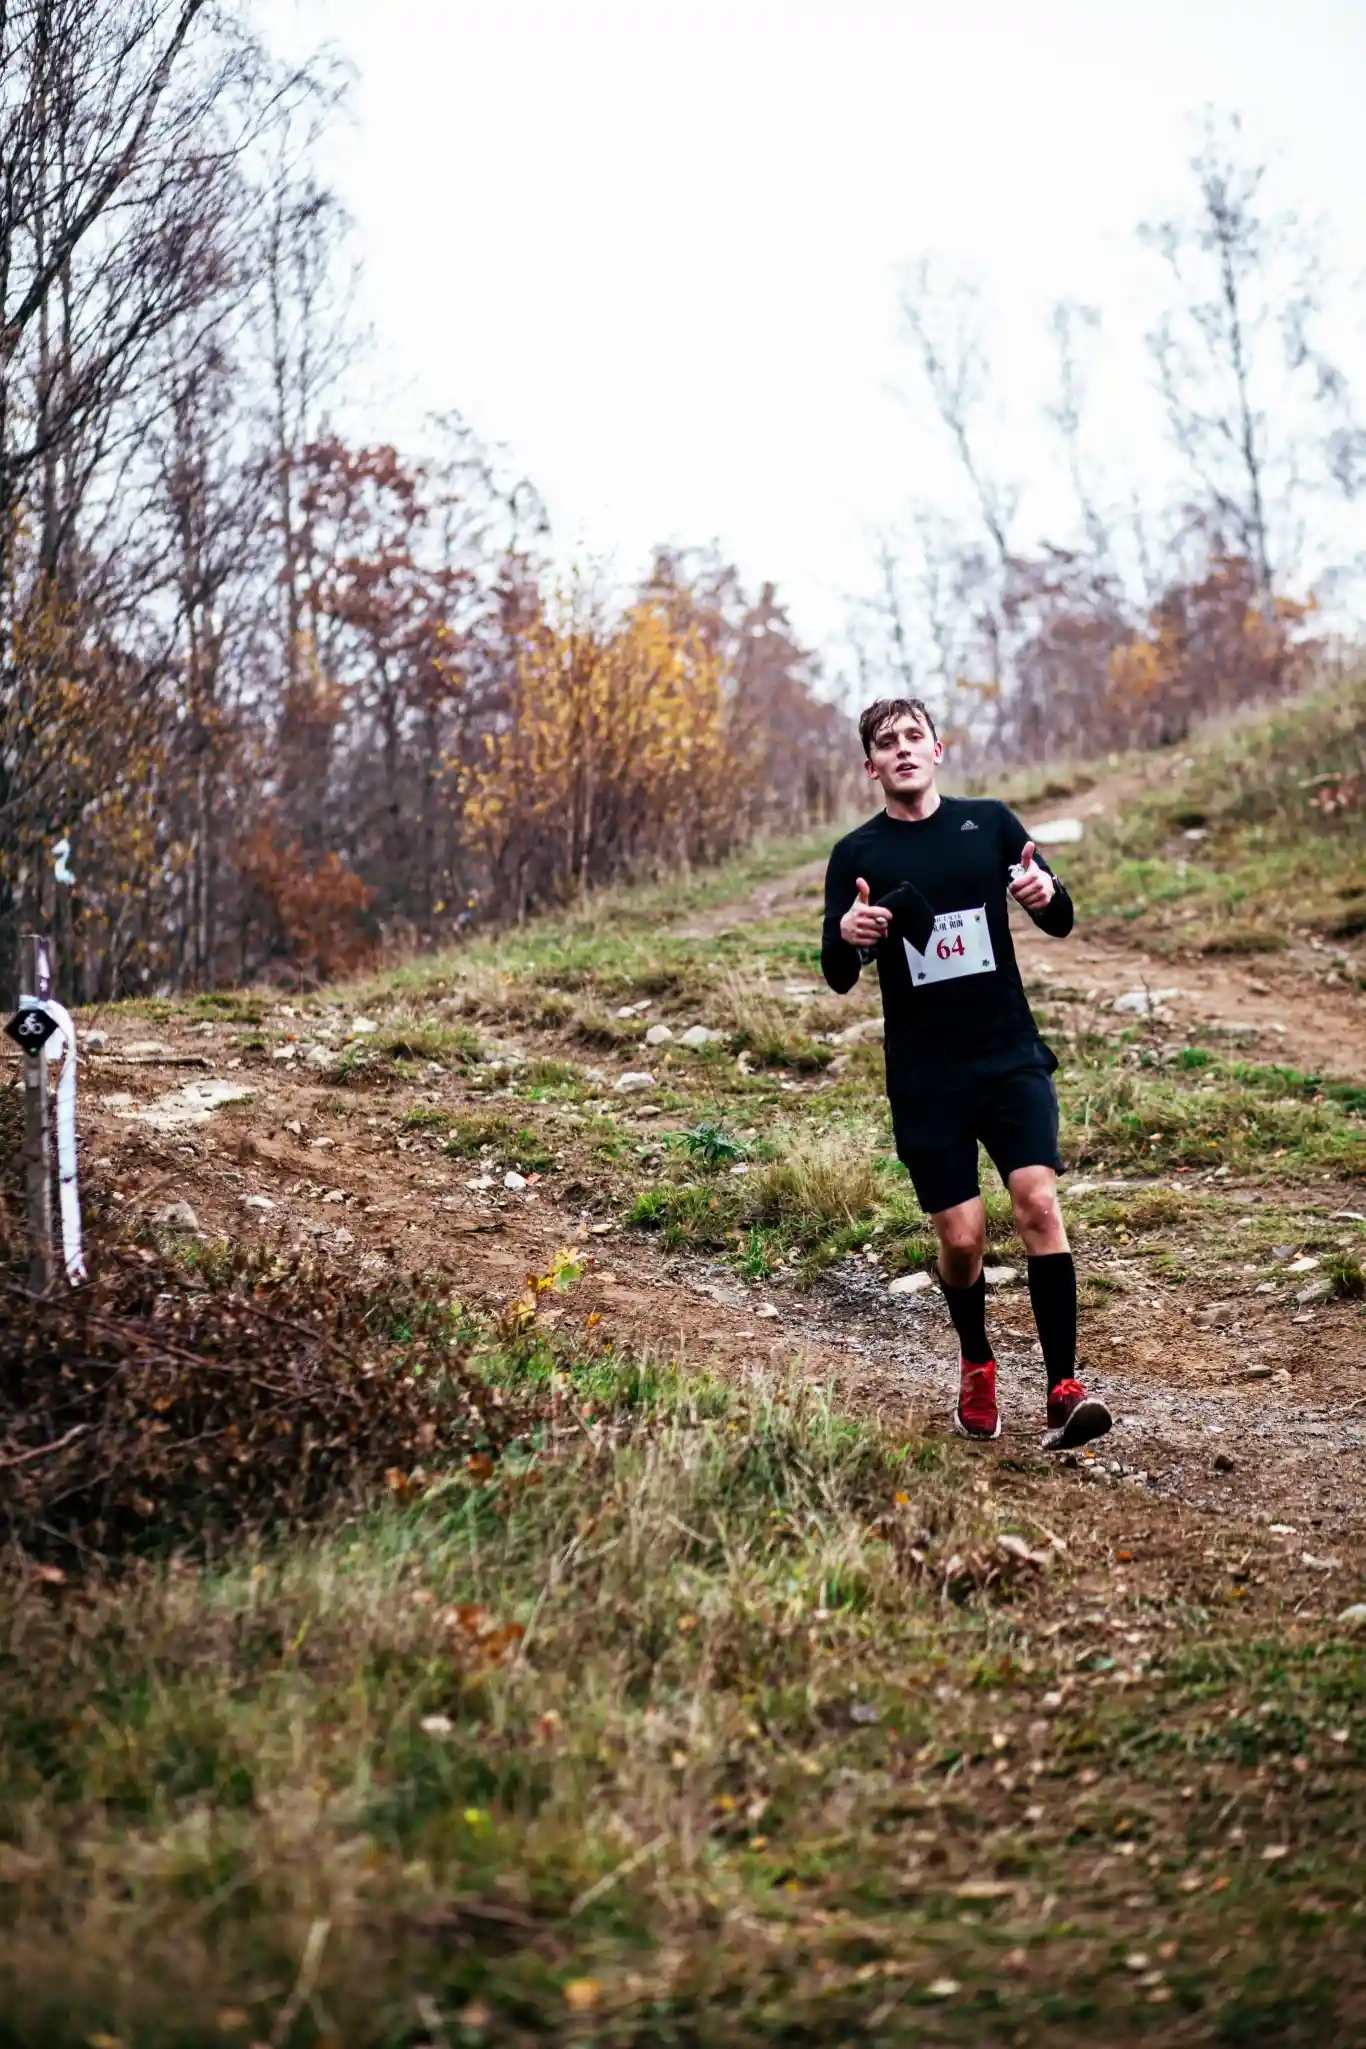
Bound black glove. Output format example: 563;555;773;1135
873;880;937;955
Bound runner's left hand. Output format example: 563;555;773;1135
1009;841;1055;912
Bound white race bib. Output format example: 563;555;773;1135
904;906;996;987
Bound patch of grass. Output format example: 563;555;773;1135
523;1055;589;1092
568;1000;645;1051
437;1110;511;1157
986;761;1105;810
629;1126;904;1271
188;990;265;1023
440;1112;555;1176
373;1019;483;1066
736;1222;781;1279
401;1104;453;1132
1059;1043;1366;1180
748;1126;879;1229
1325;1251;1366;1301
712;970;833;1072
1227;1061;1366;1120
1076;1186;1191;1231
626;1179;740;1248
1197;925;1289;955
1066;671;1366;944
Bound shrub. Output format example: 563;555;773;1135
0;1125;525;1565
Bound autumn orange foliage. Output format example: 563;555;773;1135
237;820;377;982
462;589;753;918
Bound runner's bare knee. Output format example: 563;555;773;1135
934;1199;985;1282
1009;1169;1066;1252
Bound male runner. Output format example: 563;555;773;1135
821;696;1112;1450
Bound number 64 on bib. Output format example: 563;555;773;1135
903;906;997;987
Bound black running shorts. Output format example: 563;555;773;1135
890;1062;1063;1216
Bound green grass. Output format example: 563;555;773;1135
423;1110;556;1176
5;1286;1365;2044
1059;1043;1366;1181
1060;671;1366;952
362;822;850;1009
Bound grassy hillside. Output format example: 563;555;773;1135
3;684;1366;2046
1008;672;1366;962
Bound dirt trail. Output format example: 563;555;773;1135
73;1018;1365;1571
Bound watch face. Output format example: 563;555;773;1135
4;1007;60;1053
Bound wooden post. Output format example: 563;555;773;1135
20;934;54;1293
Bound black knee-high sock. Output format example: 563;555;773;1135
1028;1252;1077;1391
937;1268;993;1366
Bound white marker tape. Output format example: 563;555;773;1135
28;999;86;1285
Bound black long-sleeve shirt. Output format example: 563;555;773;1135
821;797;1072;1112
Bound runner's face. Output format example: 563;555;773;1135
865;714;942;797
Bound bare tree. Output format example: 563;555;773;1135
0;0;272;998
1141;110;1361;615
899;259;1015;568
1045;300;1114;568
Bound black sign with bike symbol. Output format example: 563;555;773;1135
3;1007;60;1054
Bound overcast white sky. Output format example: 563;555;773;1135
266;0;1366;680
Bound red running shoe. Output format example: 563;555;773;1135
1041;1378;1112;1452
953;1358;1001;1441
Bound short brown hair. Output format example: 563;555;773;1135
858;696;939;757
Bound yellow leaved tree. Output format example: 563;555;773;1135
462;585;753;920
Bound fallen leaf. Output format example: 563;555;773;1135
564;1979;600;2011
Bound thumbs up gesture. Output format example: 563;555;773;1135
840;876;893;948
1009;839;1056;912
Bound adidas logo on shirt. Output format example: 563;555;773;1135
960;818;978;831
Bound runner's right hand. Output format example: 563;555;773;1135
839;878;893;948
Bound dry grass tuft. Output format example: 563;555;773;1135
750;1124;880;1229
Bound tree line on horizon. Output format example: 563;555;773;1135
2;13;1362;1003
860;110;1365;767
0;1;850;1003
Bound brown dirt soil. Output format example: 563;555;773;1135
1014;920;1366;1084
